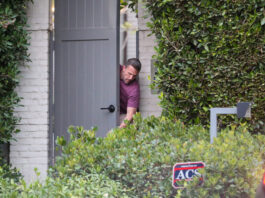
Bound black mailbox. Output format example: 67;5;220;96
237;102;251;118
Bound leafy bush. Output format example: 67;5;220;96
0;0;30;195
53;114;265;197
0;0;31;144
0;171;128;197
0;157;22;196
145;0;265;133
0;158;22;182
0;115;264;197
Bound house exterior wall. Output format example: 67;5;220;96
10;0;50;183
126;10;137;60
8;0;160;183
138;3;162;118
120;9;138;64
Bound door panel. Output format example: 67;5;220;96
54;0;119;144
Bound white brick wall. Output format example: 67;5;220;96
127;10;138;59
10;0;50;183
138;3;162;118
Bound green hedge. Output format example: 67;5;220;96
145;0;265;133
54;115;265;197
1;115;264;197
0;0;31;144
0;171;127;197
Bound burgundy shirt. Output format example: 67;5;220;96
120;66;140;114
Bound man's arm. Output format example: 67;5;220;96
119;107;137;128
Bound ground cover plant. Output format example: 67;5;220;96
1;114;264;197
145;0;265;133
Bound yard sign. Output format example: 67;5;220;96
172;162;205;189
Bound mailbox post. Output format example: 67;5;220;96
210;102;251;143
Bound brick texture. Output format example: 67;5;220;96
138;3;162;118
127;10;138;59
10;0;49;183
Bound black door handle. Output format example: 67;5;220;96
100;105;115;113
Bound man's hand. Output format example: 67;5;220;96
119;122;127;129
119;107;137;128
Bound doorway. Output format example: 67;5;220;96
49;0;120;164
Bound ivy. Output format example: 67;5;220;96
0;0;31;144
145;0;265;133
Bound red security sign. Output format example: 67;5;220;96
172;162;205;189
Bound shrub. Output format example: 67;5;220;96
0;172;128;198
53;114;265;197
0;158;22;195
0;158;22;182
0;0;31;144
145;0;265;133
0;115;264;197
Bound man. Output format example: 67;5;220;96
119;58;141;128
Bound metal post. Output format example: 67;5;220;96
210;109;217;144
210;107;237;143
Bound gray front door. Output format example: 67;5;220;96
54;0;119;144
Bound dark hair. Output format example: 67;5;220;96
125;58;141;72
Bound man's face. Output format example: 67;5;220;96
121;65;139;84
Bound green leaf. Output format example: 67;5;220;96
261;18;265;26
